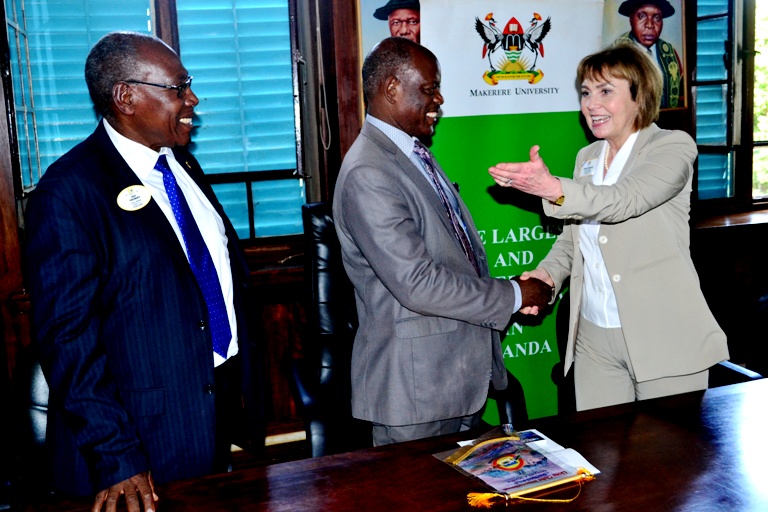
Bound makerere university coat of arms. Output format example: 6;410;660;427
475;12;551;86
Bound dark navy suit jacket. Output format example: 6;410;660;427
25;122;264;496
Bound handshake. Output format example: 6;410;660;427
511;272;555;315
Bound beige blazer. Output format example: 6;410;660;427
333;121;517;426
538;124;729;382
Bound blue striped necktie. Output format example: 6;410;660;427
155;154;232;358
412;141;480;275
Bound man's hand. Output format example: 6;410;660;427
512;272;555;316
92;471;158;512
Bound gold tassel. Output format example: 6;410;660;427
467;492;509;508
466;469;595;507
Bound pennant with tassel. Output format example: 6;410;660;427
466;468;595;508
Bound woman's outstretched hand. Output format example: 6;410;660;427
489;145;562;202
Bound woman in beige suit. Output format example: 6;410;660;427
488;44;729;411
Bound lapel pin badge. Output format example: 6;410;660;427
117;185;152;211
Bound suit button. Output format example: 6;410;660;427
205;384;215;394
599;235;608;244
612;274;621;282
198;320;207;330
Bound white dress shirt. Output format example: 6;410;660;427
579;132;639;328
104;119;238;366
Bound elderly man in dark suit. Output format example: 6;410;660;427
25;31;264;512
333;37;552;446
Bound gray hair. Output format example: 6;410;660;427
84;31;171;120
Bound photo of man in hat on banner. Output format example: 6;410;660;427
374;0;421;43
603;0;685;109
360;0;420;54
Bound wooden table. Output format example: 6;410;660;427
22;379;768;511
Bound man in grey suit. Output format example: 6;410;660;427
333;37;552;446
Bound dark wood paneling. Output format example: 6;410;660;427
692;222;768;377
244;239;307;428
329;0;362;160
153;0;180;52
318;0;363;199
0;32;27;381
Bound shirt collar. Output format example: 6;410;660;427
102;118;174;180
601;131;640;184
367;114;419;157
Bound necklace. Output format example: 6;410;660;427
603;144;611;176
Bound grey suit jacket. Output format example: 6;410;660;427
538;124;728;382
333;121;518;426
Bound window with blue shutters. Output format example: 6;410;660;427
4;0;304;238
7;0;153;191
176;1;305;238
693;0;764;208
694;0;734;200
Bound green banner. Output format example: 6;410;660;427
431;111;589;420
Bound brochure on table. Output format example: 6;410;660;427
434;425;600;498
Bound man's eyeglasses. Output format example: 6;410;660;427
122;76;193;98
